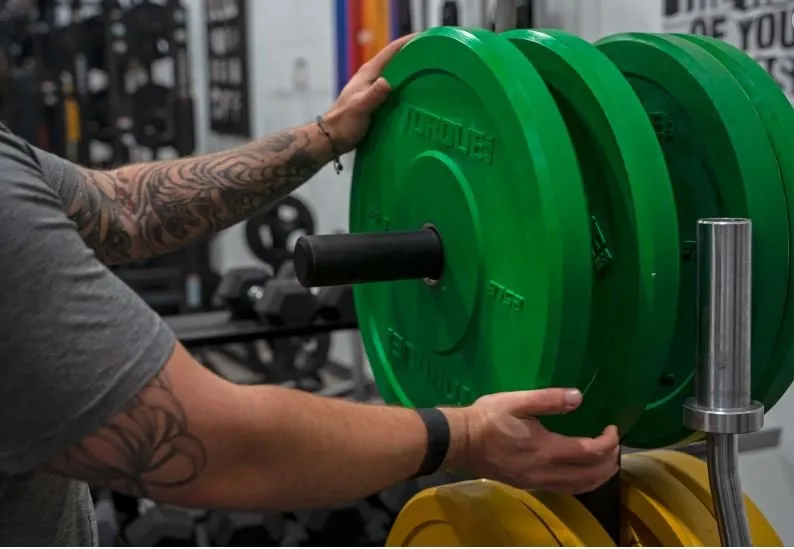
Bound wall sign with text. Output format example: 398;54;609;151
663;0;794;100
206;0;251;137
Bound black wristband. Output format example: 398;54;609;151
412;408;451;479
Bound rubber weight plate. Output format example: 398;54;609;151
387;480;615;547
386;480;563;546
619;468;703;546
674;34;794;416
621;454;719;545
350;28;593;417
643;449;783;546
597;33;788;448
501;29;679;438
522;491;615;547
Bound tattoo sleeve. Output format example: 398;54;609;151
47;369;207;499
65;124;333;264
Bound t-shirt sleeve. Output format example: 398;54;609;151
28;142;87;205
0;132;177;475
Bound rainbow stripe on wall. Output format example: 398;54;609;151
335;0;406;94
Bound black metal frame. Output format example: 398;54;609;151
205;0;251;138
166;310;358;349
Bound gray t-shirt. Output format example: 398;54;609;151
0;125;176;545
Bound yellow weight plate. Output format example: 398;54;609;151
644;450;783;547
620;469;704;546
528;490;616;547
622;454;720;545
386;479;560;547
500;484;615;547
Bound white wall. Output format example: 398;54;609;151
182;0;793;541
184;0;358;365
185;0;348;275
535;0;662;38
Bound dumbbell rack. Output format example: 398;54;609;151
577;218;762;547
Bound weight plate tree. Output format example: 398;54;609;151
294;27;794;448
347;27;596;429
501;29;679;437
596;33;789;448
287;25;792;546
673;33;794;418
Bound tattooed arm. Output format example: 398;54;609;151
57;34;419;264
66;123;333;265
43;341;617;509
46;342;472;510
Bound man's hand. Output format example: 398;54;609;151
444;389;620;494
324;33;418;154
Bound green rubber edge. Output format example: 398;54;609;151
350;27;593;413
597;33;788;448
675;33;794;413
500;29;680;438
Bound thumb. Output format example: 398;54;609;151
491;388;583;417
359;77;393;110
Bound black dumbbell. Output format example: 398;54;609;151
254;279;319;326
123;505;198;546
316;285;356;322
206;511;285;546
214;267;272;320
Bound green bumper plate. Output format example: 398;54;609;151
501;29;679;438
350;27;594;423
676;34;794;414
597;33;788;448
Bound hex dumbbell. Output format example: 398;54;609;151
214;267;272;320
253;279;319;326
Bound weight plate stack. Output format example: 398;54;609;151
621;454;720;545
501;29;679;438
386;479;612;547
596;32;789;448
294;25;794;453
386;452;782;547
673;34;794;418
619;472;703;547
528;490;615;547
643;450;782;546
350;27;594;429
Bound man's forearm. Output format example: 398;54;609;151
199;386;468;511
47;344;469;511
67;121;335;264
